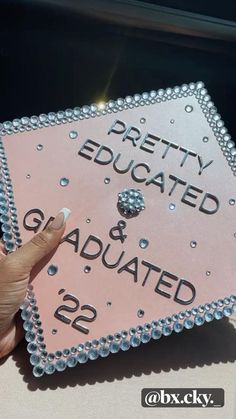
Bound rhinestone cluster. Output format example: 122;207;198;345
118;188;145;216
20;289;236;377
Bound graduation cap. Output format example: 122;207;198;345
0;81;235;377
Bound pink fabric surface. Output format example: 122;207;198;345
2;94;235;353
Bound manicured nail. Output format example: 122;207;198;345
50;208;71;230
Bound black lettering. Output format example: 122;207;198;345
140;133;160;153
179;147;197;167
113;153;134;174
23;208;45;233
118;257;138;283
60;228;80;253
131;163;150;183
198;156;214;175
181;184;203;208
78;139;100;160
141;260;161;286
107;119;126;135
146;172;165;192
168;175;187;196
80;235;103;260
154;271;178;299
199;192;220;215
102;244;125;268
123;126;141;146
174;279;196;305
94;145;114;165
161;139;178;159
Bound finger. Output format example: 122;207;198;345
0;311;24;359
0;240;6;253
0;239;7;261
5;208;71;272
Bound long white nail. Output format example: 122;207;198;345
50;208;71;230
60;208;71;221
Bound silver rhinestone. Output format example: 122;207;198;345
91;339;99;347
0;198;7;205
33;366;44;377
134;94;141;102
125;95;133;103
118;188;145;216
55;350;62;358
21;117;29;125
15;238;22;247
63;348;70;357
137;309;144;318
60;177;69;186
234;233;236;238
170;119;175;124
82;105;90;114
223;134;230;142
56;359;66;371
229;199;235;206
23;320;34;331
66;356;77;367
202;136;209;143
31;116;38;125
1;214;10;223
65;108;73;117
99;336;107;345
48;112;56;121
86;218;91;223
104;177;110;184
3;232;13;241
47;264;58;276
47;353;55;362
73;107;81;117
44;363;56;375
77;351;88;363
107;301;112;307
69;130;78;139
169;203;176;210
57;111;64;120
12;119;21;127
185;105;193;113
26;174;31;179
206;271;211;276
139;239;149;249
84;341;91;351
140;118;146;124
5;241;14;251
36;144;43;151
190;240;197;248
0;205;8;215
196;81;204;90
84;265;91;273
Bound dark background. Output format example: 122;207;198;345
140;0;235;20
0;0;235;137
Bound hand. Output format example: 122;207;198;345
0;208;71;358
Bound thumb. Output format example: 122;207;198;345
7;208;71;271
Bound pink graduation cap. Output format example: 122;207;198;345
0;81;235;377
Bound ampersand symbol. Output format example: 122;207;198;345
109;220;127;243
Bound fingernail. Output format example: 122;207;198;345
50;208;71;230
